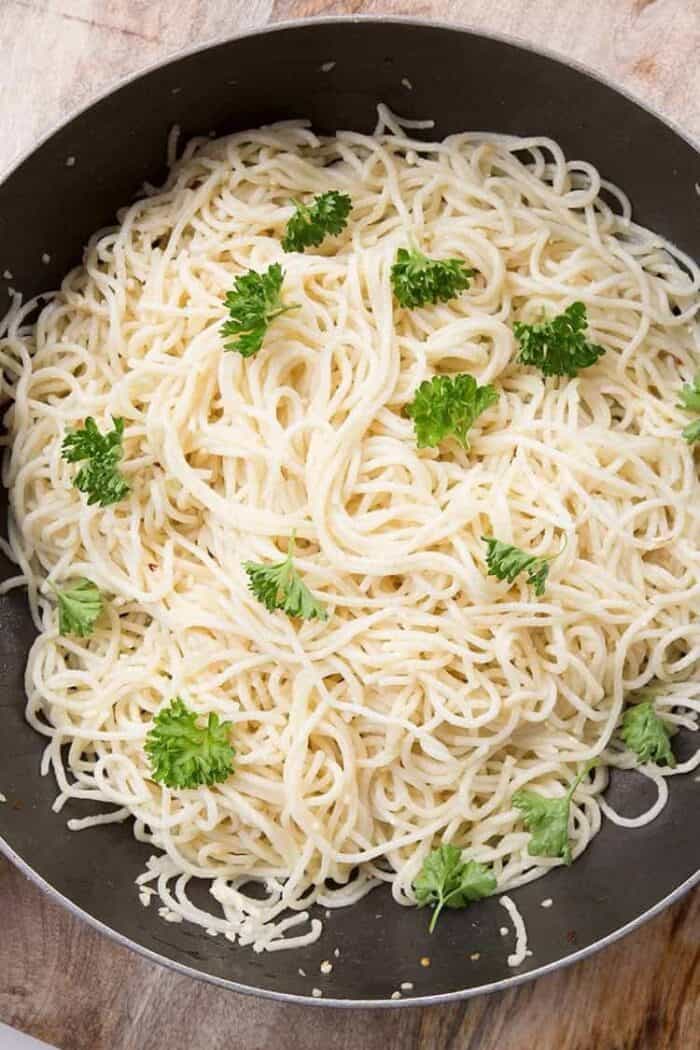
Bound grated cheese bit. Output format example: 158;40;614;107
157;906;183;924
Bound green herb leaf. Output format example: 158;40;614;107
243;532;327;621
61;416;130;507
682;418;700;444
513;760;597;864
679;374;700;413
414;844;496;933
282;191;352;253
513;792;570;862
391;247;473;309
406;373;498;450
145;697;235;789
52;578;103;637
221;262;298;357
514;302;606;378
679;374;700;444
482;536;562;597
621;701;676;767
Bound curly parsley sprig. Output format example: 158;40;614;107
406;373;499;450
514;301;606;378
391;246;474;309
243;532;327;621
414;844;496;933
282;191;352;253
61;416;130;507
221;262;299;357
678;374;700;444
482;535;566;597
145;698;235;789
51;578;103;637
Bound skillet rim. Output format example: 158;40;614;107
0;14;698;1008
3;832;698;1009
0;13;698;188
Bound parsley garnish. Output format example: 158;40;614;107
282;191;352;253
513;760;597;865
406;373;498;450
243;532;327;621
61;416;130;507
391;247;473;309
678;374;700;444
145;698;235;789
414;844;496;933
52;578;103;637
221;262;299;357
620;701;676;767
482;536;564;597
514;301;606;378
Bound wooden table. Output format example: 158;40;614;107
0;3;698;1048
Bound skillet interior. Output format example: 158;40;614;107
0;18;698;1005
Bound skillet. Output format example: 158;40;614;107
0;17;698;1006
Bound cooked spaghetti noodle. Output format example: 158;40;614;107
1;106;698;953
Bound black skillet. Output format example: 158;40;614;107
0;18;698;1007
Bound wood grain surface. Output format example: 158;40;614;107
0;2;699;1049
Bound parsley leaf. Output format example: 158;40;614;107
406;373;499;450
52;578;103;637
514;302;606;378
221;262;299;357
513;760;597;864
282;191;352;253
61;416;130;507
145;697;235;789
391;247;473;309
482;536;564;597
679;375;700;413
243;532;328;621
621;701;676;767
683;418;700;444
414;844;496;933
678;374;700;444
